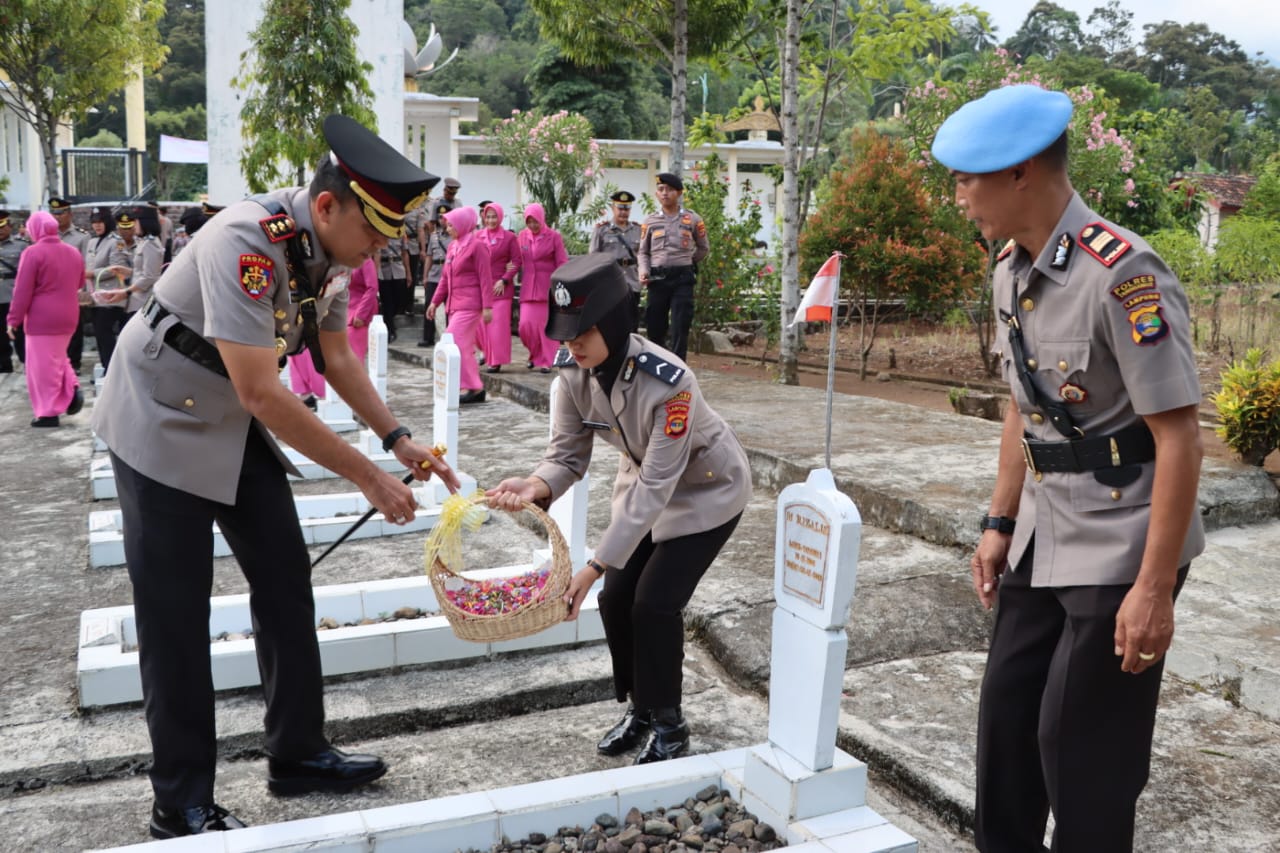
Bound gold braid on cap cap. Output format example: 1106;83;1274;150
347;180;405;238
0;217;8;228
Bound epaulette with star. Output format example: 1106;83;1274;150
260;212;296;244
1078;222;1131;267
625;352;685;386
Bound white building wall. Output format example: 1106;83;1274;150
206;0;404;202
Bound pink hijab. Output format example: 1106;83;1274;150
483;202;505;230
523;203;548;231
443;206;478;241
26;211;59;242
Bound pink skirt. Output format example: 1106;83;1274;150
24;333;78;418
288;351;327;398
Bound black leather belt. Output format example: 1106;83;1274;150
142;296;229;378
618;259;636;267
1021;422;1155;474
649;264;694;280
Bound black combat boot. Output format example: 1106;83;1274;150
634;706;689;764
597;704;651;756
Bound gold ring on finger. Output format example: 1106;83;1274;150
1138;651;1156;661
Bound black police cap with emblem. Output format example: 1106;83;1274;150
201;201;225;216
0;210;9;229
610;190;636;204
546;254;631;342
48;197;72;213
323;114;440;239
655;172;683;192
116;210;136;229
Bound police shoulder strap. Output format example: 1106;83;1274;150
251;195;326;374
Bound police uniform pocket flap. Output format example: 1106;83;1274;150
681;441;728;486
149;359;233;425
1036;341;1091;379
1068;462;1153;513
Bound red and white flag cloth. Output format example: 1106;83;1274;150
790;252;841;327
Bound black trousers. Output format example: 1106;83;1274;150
0;301;12;370
67;306;89;369
111;427;328;808
597;512;741;709
629;291;642;333
378;277;406;335
975;544;1189;853
644;268;696;361
420;280;439;345
91;305;126;372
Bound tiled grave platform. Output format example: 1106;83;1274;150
91;746;914;853
78;567;604;708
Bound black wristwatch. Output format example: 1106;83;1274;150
381;425;412;453
980;515;1016;535
588;558;608;576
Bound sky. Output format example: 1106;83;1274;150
972;0;1280;65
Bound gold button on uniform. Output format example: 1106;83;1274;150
1030;413;1044;425
705;471;714;479
183;398;195;408
1020;297;1035;311
1058;360;1069;372
274;310;287;319
1110;489;1122;501
1026;358;1038;370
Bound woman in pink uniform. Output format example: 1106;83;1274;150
515;202;567;372
346;258;380;364
427;207;492;404
478;203;519;373
5;211;84;427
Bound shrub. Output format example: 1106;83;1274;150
1213;348;1280;466
487;109;603;228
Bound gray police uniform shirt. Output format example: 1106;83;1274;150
589;220;642;292
60;225;90;259
379;237;406;280
93;187;349;504
128;234;165;312
637;208;709;279
532;335;752;569
993;193;1205;587
0;235;27;303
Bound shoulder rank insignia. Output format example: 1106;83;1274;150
664;390;692;438
1050;232;1073;269
553;346;576;368
260;213;295;244
1078;222;1131;267
635;352;685;386
239;253;274;300
996;239;1016;262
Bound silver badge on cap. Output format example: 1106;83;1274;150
553;282;571;307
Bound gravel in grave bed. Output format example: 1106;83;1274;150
463;784;786;852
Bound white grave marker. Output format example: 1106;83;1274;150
430;333;462;504
368;314;388;401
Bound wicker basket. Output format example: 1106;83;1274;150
429;496;572;643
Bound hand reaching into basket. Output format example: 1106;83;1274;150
484;476;551;512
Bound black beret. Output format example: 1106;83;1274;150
655;172;683;192
323;114;440;238
610;190;636;204
546;254;631;342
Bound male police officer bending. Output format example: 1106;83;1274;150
93;115;460;839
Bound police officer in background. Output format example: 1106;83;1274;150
589;190;642;331
92;115;460;840
933;85;1204;852
487;253;751;765
637;173;708;360
0;211;28;371
49;197;90;371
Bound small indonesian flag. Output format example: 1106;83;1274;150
791;253;841;327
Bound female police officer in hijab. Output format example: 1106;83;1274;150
486;253;751;763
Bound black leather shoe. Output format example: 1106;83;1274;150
65;386;84;415
597;705;651;756
634;707;689;764
459;389;486;405
149;802;246;839
31;416;60;428
267;747;388;795
302;395;318;411
486;364;501;373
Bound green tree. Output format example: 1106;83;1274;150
1214;215;1280;352
233;0;376;192
528;0;749;177
1082;0;1133;58
1004;1;1083;61
800;131;985;378
487;109;602;227
1148;227;1221;348
418;35;538;127
1242;155;1280;220
526;43;666;140
0;0;167;196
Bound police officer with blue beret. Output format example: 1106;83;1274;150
934;85;1204;852
93;115;461;839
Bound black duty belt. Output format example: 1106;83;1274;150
1021;422;1155;475
142;296;229;379
649;264;694;280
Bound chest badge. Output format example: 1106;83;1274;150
1059;382;1088;404
239;254;274;300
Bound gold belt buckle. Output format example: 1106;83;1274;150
1021;437;1042;481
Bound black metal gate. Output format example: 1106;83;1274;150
61;148;151;203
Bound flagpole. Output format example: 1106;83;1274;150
824;253;842;470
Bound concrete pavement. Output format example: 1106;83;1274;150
0;330;1276;851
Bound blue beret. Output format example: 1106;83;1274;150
931;85;1073;174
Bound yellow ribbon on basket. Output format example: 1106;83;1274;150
424;491;487;573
